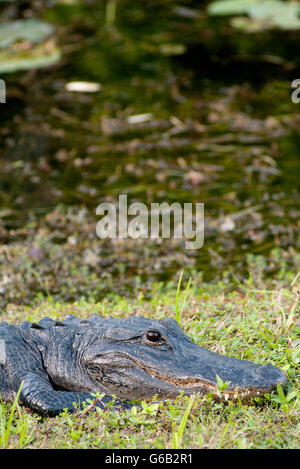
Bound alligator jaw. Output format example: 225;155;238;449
90;351;287;402
145;367;288;401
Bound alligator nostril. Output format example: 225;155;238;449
256;364;288;389
254;365;263;375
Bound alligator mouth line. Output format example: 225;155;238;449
145;368;270;400
92;353;270;400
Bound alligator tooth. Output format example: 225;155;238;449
234;393;237;399
224;394;229;401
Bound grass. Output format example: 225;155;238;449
175;269;192;325
0;275;299;449
172;395;196;449
0;383;34;448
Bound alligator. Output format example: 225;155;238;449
0;315;287;415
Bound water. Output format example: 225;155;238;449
0;1;299;304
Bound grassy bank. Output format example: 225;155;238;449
0;277;299;449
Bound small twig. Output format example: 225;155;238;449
291;271;300;288
238;285;294;298
79;397;105;417
2;246;13;264
275;288;283;311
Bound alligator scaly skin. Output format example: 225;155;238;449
0;315;287;415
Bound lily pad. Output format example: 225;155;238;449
0;19;61;73
248;1;300;30
0;41;61;73
0;19;54;49
207;0;261;16
207;0;300;30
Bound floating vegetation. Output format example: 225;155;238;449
0;19;61;73
208;0;300;31
0;0;299;305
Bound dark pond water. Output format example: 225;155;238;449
0;1;300;304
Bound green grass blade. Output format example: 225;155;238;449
178;276;192;323
0;382;23;448
172;395;195;449
175;270;192;324
175;269;184;323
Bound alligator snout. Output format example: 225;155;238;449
172;334;288;399
253;363;287;390
190;354;288;399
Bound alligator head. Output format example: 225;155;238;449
55;316;287;402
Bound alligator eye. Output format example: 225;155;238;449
145;330;163;344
